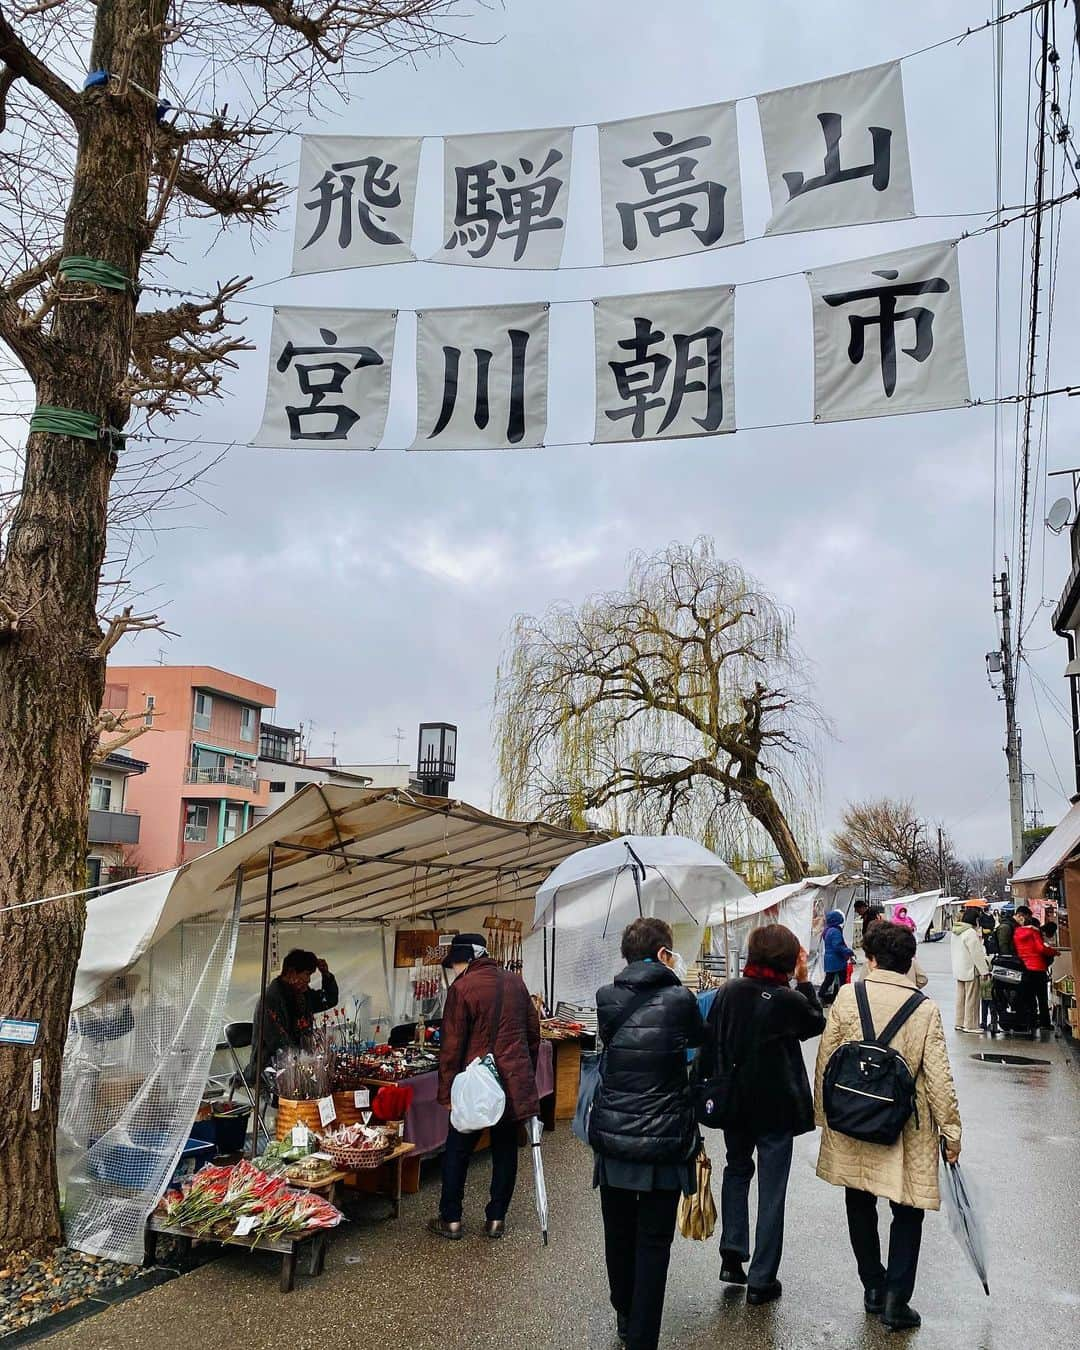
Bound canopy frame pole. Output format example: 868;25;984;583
723;902;731;982
249;843;275;1159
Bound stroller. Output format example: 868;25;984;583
990;956;1034;1036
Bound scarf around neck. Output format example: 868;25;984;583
743;963;791;987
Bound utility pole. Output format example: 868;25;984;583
994;571;1026;868
937;826;949;896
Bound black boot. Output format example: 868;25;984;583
615;1310;629;1344
719;1252;747;1285
746;1280;782;1306
864;1287;885;1315
881;1293;921;1331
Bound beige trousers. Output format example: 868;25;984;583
955;978;982;1031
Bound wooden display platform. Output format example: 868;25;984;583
551;1039;582;1121
145;1214;328;1294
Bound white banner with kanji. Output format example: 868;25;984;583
593;285;735;442
757;62;914;236
291;136;421;273
413;302;549;449
434;128;573;269
808;239;969;422
598;103;743;264
253;307;397;448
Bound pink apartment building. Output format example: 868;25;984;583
103;666;275;873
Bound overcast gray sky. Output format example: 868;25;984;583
118;0;1080;862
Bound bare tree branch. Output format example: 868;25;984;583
0;15;82;121
94;605;174;658
128;276;254;416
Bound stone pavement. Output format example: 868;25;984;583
43;943;1080;1349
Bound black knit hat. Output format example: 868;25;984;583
440;933;488;967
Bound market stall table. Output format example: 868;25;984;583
294;1141;416;1219
145;1212;328;1294
353;1041;554;1192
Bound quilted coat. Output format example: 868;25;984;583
589;960;704;1164
814;969;962;1210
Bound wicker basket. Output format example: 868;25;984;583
275;1097;324;1142
325;1141;392;1171
331;1091;364;1127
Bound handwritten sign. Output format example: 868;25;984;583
353;1089;370;1109
291;1123;310;1149
317;1096;337;1128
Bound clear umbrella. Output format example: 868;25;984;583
526;1115;549;1246
939;1141;990;1295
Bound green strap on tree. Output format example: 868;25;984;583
29;406;103;440
58;255;132;292
29;406;127;447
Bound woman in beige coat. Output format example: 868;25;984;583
815;921;961;1333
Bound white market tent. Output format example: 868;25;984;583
75;784;609;1009
527;835;753;1006
62;787;607;1265
705;874;853;973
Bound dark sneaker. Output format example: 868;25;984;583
746;1280;782;1306
616;1310;629;1344
484;1219;505;1239
864;1287;885;1315
881;1294;921;1331
427;1216;463;1241
719;1254;747;1285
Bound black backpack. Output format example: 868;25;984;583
822;982;925;1146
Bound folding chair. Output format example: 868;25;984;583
223;1021;274;1150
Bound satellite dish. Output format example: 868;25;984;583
1047;497;1072;533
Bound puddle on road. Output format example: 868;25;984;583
970;1053;1052;1066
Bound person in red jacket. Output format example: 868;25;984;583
1012;907;1057;1030
429;934;540;1241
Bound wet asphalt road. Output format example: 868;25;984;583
43;943;1080;1349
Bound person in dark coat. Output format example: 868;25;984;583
590;917;705;1350
700;924;825;1305
429;934;540;1240
246;948;337;1081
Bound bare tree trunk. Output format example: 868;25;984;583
0;0;166;1254
740;779;808;882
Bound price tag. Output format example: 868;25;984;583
233;1216;258;1237
291;1123;310;1149
353;1089;370;1109
317;1096;337;1127
311;1151;333;1161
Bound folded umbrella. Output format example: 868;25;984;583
939;1140;990;1295
526;1115;549;1246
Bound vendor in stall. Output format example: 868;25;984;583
246;949;339;1081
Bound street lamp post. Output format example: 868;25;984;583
417;722;457;797
862;860;872;906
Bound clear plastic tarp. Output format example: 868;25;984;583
58;895;241;1264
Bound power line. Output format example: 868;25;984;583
1015;0;1053;650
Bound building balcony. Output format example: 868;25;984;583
87;808;141;846
184;765;259;790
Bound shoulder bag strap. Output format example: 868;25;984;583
876;991;927;1048
488;969;506;1057
603;985;658;1050
853;979;878;1043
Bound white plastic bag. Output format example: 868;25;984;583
450;1053;506;1132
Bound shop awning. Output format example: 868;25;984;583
74;786;608;1008
1011;800;1080;884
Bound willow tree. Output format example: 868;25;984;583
0;0;460;1255
494;538;823;881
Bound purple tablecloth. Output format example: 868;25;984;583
402;1040;554;1157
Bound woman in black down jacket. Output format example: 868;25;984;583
698;923;825;1306
589;917;705;1350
